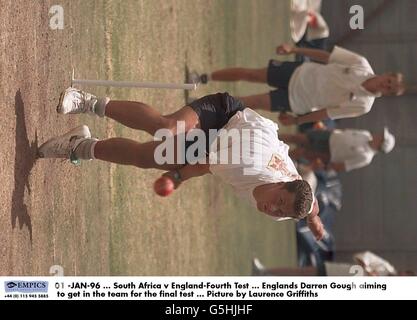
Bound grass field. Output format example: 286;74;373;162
0;0;296;276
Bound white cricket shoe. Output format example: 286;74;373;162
251;258;267;276
38;125;91;163
57;87;98;115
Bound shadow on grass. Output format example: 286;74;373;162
11;89;38;243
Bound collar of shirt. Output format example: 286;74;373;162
365;136;378;155
367;144;377;156
352;75;382;99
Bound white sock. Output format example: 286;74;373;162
74;138;98;160
94;97;110;117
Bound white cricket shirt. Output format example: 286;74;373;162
209;108;301;220
329;129;376;172
289;46;379;119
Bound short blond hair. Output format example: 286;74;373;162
387;72;405;96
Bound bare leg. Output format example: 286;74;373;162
94;138;182;171
211;68;267;83
104;101;199;136
280;133;310;147
238;93;271;111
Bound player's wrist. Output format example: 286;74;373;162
294;116;300;125
307;212;319;221
173;169;182;182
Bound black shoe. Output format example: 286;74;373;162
200;74;208;84
188;71;208;84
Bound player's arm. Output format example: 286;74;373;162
326;162;346;172
306;199;325;240
276;43;330;64
291;104;369;126
279;109;329;126
178;163;211;181
163;163;211;188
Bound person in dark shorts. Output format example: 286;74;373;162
190;43;405;126
279;127;395;172
37;87;325;239
289;3;329;63
186;93;245;155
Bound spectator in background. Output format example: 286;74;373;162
290;0;329;62
280;127;396;172
191;44;405;126
252;251;415;276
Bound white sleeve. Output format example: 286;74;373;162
262;208;295;222
326;105;368;120
344;154;373;172
329;46;371;69
327;95;374;120
273;217;293;222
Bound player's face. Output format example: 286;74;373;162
257;188;295;218
377;74;403;96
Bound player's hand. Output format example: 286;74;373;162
312;121;326;130
310;159;325;171
276;43;295;55
278;113;297;126
307;199;324;241
307;215;325;241
162;171;182;189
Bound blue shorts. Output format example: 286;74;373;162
267;60;302;112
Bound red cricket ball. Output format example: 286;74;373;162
308;12;318;28
153;176;175;197
313;121;325;130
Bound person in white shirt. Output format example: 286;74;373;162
279;127;395;172
290;0;329;59
191;44;405;126
38;89;325;239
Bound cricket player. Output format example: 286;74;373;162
290;0;329;60
280;127;395;172
190;44;405;125
38;88;324;239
